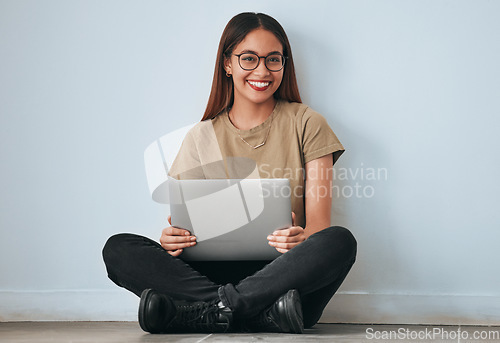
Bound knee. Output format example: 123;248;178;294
102;233;137;267
313;226;357;262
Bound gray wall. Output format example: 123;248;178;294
1;0;499;324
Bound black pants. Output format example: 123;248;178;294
102;226;357;328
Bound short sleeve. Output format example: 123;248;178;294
301;109;345;165
167;130;205;180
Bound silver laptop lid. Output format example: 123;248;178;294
169;178;292;261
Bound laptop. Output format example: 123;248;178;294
169;178;292;261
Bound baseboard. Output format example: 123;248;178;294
322;292;500;325
0;290;139;322
1;290;499;325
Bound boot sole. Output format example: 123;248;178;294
139;288;176;333
283;289;304;334
138;288;155;333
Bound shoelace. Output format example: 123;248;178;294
175;300;227;331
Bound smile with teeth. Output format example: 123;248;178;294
247;80;271;90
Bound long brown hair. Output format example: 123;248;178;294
202;12;302;121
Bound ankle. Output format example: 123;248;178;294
242;289;304;334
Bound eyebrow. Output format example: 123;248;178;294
237;49;283;55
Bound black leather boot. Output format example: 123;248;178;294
138;289;233;333
243;289;304;333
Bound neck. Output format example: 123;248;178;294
229;98;276;130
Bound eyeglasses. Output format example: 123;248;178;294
233;52;287;72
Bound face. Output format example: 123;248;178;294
225;28;284;107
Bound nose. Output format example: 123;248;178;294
254;57;271;75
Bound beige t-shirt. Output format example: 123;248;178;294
168;100;344;228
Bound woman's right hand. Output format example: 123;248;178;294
160;215;197;257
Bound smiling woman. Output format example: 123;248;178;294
224;29;284;115
202;12;301;123
102;12;357;335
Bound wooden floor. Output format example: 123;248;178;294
1;322;499;342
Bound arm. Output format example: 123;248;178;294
267;153;333;252
304;153;333;237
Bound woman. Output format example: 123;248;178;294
103;12;356;334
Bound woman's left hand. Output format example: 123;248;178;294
267;212;306;253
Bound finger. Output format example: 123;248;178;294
163;227;191;236
276;247;289;254
268;234;304;243
167;249;183;257
161;235;197;244
272;227;303;237
168;215;172;225
291;212;296;226
268;241;299;250
162;241;196;251
271;228;292;237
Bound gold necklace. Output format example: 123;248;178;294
230;112;274;149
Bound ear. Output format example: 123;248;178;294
224;56;232;75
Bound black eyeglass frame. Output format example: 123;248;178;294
233;52;288;72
